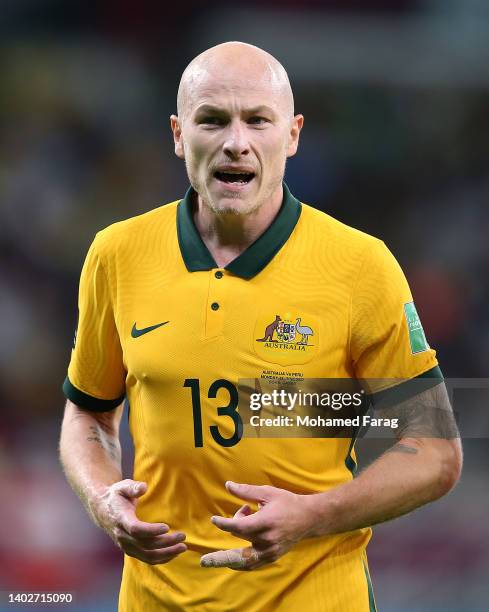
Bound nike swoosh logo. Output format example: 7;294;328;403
131;321;169;338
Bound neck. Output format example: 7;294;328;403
193;184;284;268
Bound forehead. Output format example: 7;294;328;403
186;65;286;115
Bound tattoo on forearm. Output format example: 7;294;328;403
376;382;460;442
87;426;121;462
93;413;117;436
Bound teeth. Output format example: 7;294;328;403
215;170;254;184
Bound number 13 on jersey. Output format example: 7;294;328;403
184;378;243;447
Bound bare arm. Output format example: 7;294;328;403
59;400;187;564
303;381;463;536
201;381;463;570
59;399;124;522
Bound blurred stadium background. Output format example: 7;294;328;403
0;1;488;610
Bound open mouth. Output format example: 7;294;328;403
214;171;255;185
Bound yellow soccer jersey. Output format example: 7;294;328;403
63;183;440;612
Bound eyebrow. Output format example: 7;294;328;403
194;104;277;116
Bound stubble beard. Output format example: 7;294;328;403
187;165;285;218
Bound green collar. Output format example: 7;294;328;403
176;182;302;279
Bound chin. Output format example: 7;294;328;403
214;195;263;216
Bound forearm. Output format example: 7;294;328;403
59;401;123;525
304;437;462;538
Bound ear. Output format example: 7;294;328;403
170;115;185;159
286;114;304;158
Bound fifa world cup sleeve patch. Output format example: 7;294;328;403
404;301;429;354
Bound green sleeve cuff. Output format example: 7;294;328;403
62;377;125;412
369;365;444;410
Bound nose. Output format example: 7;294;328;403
222;120;250;159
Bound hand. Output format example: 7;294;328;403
91;479;187;565
200;481;314;571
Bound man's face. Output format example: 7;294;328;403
171;68;303;215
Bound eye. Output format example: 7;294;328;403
199;116;224;126
247;116;269;125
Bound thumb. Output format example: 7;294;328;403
225;481;271;503
118;480;148;499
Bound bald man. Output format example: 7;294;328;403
60;42;461;611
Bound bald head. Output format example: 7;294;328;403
170;42;304;218
177;42;294;122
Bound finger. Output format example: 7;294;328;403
113;490;170;537
200;546;259;569
125;542;187;565
142;543;188;562
225;481;271;503
116;480;148;499
120;516;170;539
210;513;263;536
132;532;186;550
210;515;241;534
233;504;252;519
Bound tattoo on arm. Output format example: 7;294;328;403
86;425;121;462
376;382;460;447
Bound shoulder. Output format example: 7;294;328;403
298;201;384;260
90;199;180;260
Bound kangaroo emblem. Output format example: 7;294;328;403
256;315;281;342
